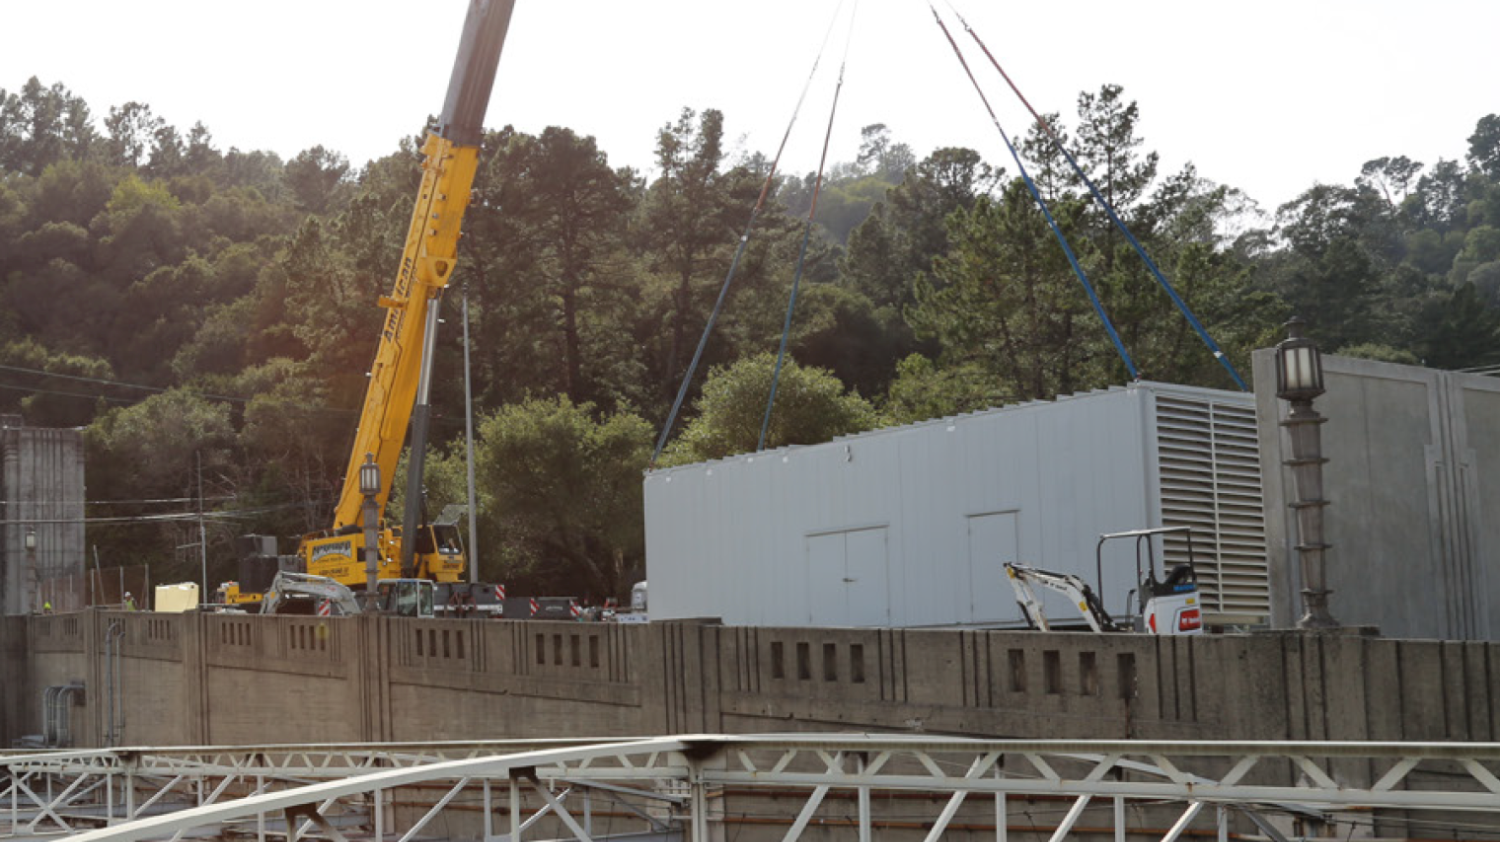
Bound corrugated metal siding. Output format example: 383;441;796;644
1152;393;1269;618
645;383;1266;628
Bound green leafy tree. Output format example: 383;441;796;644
488;127;635;402
1413;282;1500;368
284;145;351;215
86;390;237;574
103;101;164;168
661;353;877;465
638;108;744;397
842;146;1000;311
1358;156;1424;208
1073;84;1158;218
1469;114;1500;180
461;396;652;597
0;338;115;426
882;353;1011;424
238;363;351;534
910;184;1111;400
0;78;98;175
855;123;914;183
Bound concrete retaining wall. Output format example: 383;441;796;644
4;612;1487;751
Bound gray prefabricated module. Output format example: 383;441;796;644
644;381;1266;628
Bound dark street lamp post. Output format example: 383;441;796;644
360;453;382;602
1274;317;1338;629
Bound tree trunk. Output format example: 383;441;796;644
561;284;581;401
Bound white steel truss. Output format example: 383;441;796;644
4;736;1500;841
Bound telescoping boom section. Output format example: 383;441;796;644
299;0;515;589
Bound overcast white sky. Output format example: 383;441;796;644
3;0;1495;213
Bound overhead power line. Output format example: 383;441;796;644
0;363;470;429
8;503;304;527
0;363;359;416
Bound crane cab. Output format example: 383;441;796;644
373;579;436;619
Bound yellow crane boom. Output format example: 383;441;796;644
299;0;515;588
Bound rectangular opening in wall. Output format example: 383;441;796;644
443;629;451;659
553;633;563;665
428;629;437;659
535;633;545;665
417;630;425;657
771;642;785;679
456;631;464;660
1044;650;1061;695
851;644;865;684
571;634;581;667
797;642;811;680
589;635;600;668
1117;653;1137;700
1079;651;1098;696
1008;649;1026;693
823;643;838;681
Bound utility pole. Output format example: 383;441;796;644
197;451;208;606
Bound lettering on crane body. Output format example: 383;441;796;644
384;309;407;346
394;256;415;299
311;540;354;563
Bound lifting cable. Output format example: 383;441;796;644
650;1;850;468
759;4;860;452
948;5;1248;391
928;4;1139;382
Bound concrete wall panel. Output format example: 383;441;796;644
13;611;1500;770
1254;354;1500;638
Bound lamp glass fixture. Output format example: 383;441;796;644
1275;317;1324;400
359;453;381;497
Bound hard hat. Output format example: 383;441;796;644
124;591;131;597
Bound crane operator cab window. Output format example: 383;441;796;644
432;524;464;557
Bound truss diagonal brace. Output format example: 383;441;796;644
528;774;594;842
283;803;350;842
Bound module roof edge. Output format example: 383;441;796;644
643;379;1251;477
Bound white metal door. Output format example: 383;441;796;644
844;528;890;627
806;532;848;625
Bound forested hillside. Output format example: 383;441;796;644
3;76;1497;596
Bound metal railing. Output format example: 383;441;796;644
5;736;1500;842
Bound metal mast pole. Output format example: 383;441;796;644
462;281;479;583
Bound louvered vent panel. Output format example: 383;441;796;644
1154;394;1269;619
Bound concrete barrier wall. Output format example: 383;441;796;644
6;612;1494;752
1;616;29;742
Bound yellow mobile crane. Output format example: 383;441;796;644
296;0;516;591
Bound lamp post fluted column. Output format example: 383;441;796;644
1274;317;1338;629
